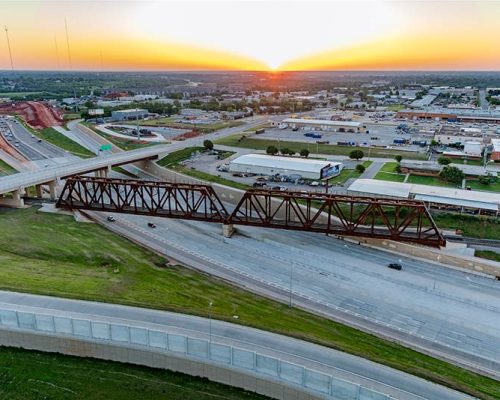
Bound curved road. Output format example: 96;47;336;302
0;290;473;400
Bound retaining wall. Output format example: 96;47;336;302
0;307;393;400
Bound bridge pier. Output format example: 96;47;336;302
94;168;109;178
222;224;235;238
35;184;43;198
0;189;25;208
48;181;57;200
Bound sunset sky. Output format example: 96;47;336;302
1;0;499;71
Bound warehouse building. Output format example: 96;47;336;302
434;126;484;146
348;179;500;214
281;118;363;132
111;108;149;121
229;154;342;180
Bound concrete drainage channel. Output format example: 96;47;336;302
0;306;397;400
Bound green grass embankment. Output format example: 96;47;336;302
0;208;498;399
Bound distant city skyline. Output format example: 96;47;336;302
1;0;500;71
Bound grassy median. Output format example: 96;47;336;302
0;346;268;400
0;207;498;399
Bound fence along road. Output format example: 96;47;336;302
0;290;473;400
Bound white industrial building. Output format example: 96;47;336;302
111;108;149;121
281;118;363;132
348;179;500;214
229;154;342;180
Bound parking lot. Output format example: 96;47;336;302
253;124;432;152
181;151;359;194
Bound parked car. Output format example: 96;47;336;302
107;216;116;222
387;263;402;271
147;222;157;228
252;182;266;187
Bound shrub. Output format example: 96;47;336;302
266;145;278;155
355;164;366;173
438;156;451;165
203;140;214;150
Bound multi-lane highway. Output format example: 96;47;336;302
0;117;68;161
0;290;474;400
88;212;500;379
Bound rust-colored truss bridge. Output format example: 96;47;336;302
56;176;445;247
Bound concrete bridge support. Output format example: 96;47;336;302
0;189;25;208
48;181;57;200
222;223;235;238
35;184;43;198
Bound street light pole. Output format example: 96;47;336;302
208;301;213;343
289;264;293;307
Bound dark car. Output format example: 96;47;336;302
107;216;116;222
147;222;157;228
387;263;402;271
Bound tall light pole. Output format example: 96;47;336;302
64;18;72;69
4;26;14;71
208;301;213;343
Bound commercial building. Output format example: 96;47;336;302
281;118;363;132
491;139;500;162
396;110;500;124
348;179;500;214
229;154;342;180
111;108;148;121
434;126;484;146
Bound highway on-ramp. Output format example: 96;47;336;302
0;290;474;400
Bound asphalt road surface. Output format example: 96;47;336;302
5;118;68;159
0;290;474;400
90;212;500;379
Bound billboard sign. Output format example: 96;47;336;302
88;108;104;116
320;163;340;180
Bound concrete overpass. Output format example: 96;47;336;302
0;145;170;207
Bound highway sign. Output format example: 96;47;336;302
100;144;112;151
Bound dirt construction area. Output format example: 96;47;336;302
0;101;63;129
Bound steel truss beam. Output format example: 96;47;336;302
57;176;445;247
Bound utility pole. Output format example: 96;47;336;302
4;26;14;71
136;111;140;140
64;18;72;69
208;301;213;342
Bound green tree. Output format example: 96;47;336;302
394;155;403;163
438;156;451;165
266;145;278;155
300;149;310;158
349;149;364;160
440;166;465;184
288;150;295;156
280;147;290;155
355;164;366;173
203;140;214;151
478;173;496;185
